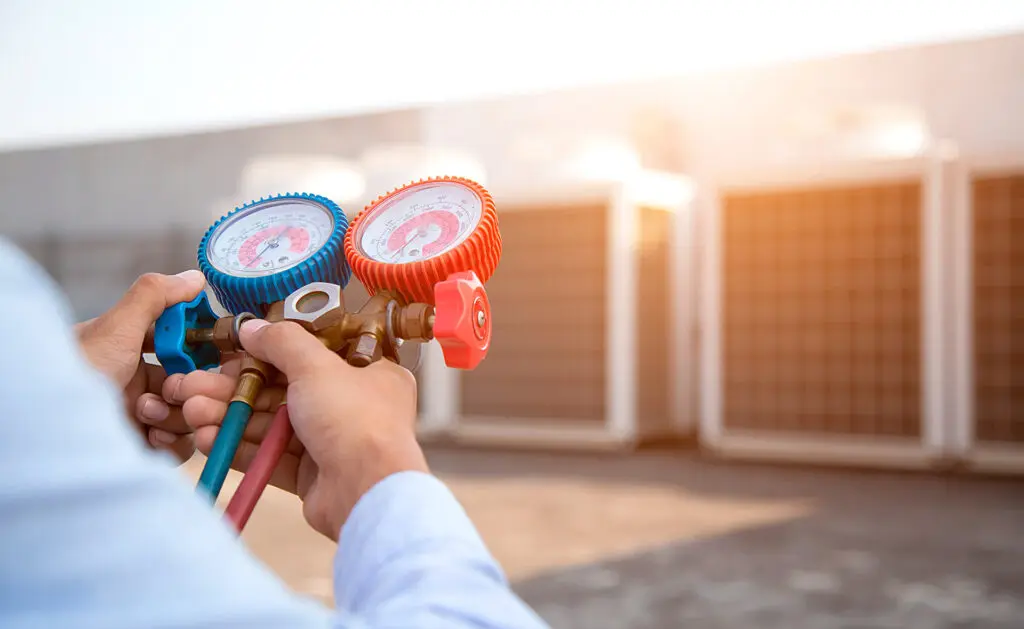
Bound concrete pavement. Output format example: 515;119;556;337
184;447;1024;628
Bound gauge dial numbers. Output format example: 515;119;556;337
206;199;334;277
355;180;483;263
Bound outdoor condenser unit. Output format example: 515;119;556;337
699;159;948;468
416;172;697;449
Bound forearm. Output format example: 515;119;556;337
335;472;548;629
0;240;333;628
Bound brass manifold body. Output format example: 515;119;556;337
278;283;435;367
145;284;435;404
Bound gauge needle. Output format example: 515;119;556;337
389;227;428;261
248;227;288;267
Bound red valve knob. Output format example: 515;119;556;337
433;270;491;370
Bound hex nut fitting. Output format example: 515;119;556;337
282;282;345;332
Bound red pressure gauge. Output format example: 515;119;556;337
344;176;501;369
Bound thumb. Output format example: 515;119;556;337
239;319;343;380
94;271;206;338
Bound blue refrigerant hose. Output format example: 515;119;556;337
196;400;253;500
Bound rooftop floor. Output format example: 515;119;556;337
188;446;1024;629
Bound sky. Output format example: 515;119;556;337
2;0;1023;152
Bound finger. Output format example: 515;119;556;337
92;271;206;341
163;371;233;404
135;393;192;433
165;370;284;409
238;320;342;381
183;397;304;456
218;357;243;377
136;392;169;424
181;395;226;430
143;361;168;394
149;429;196;463
193;426;299;495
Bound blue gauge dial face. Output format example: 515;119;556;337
206;198;335;277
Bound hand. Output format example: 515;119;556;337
77;271;207;462
178;320;428;540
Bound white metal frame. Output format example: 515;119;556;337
698;154;950;469
418;172;696;449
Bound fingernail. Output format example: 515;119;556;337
241;319;270;336
150;429;178;446
141;398;170;422
163;373;184;403
175;269;205;285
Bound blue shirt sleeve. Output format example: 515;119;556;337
0;239;546;629
336;472;548;628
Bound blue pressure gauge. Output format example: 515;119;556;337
198;193;351;315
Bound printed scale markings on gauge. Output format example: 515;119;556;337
206;198;335;276
358;181;483;263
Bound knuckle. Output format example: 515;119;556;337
181;396;216;427
187;371;232;399
132;272;166;294
194;426;217;453
370;360;417;396
392;363;417;389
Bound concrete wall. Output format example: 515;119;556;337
0;110;421;317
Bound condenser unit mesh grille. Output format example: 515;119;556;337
722;182;922;436
973;175;1024;443
461;206;607;421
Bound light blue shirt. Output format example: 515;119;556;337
0;239;547;629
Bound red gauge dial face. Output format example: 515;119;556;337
357;181;482;263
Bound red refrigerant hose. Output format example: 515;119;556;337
224;402;293;532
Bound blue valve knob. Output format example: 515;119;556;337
154;291;220;375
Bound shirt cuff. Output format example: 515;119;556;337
333;471;502;608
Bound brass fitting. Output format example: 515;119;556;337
230;355;268;405
228;305;282;406
348;333;380;367
282;283;346;333
394;302;435;341
212;316;244;354
142;312;251;356
274;285;438;367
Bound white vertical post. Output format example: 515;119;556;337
417;341;460;433
606;182;638;441
670;192;698;434
698;185;724;446
949;152;974;456
922;145;955;456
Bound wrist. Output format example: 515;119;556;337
316;432;429;540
